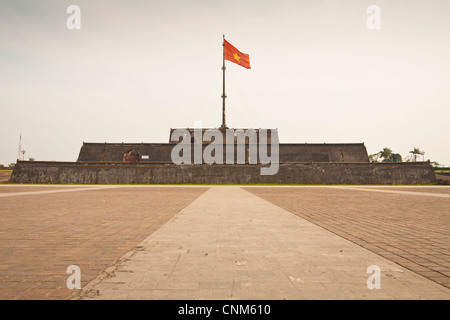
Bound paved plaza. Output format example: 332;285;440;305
0;185;449;299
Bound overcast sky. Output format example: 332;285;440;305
1;0;449;166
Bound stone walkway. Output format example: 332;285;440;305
0;185;448;300
75;186;449;300
246;186;450;290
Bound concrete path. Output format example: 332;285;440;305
328;186;450;198
76;187;450;300
0;186;115;198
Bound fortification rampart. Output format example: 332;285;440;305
10;161;436;185
77;142;369;163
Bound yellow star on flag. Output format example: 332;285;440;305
233;53;240;63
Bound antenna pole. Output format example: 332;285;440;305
17;133;22;161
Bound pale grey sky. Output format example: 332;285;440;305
1;0;449;166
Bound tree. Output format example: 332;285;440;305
8;163;15;168
376;148;402;162
379;147;393;162
430;161;440;168
28;157;35;161
409;147;424;162
391;153;402;162
369;153;380;162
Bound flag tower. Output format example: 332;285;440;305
220;35;251;130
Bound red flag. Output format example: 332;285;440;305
224;39;251;69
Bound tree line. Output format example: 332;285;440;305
369;147;439;166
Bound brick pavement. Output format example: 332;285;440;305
1;185;449;300
0;186;207;299
76;186;449;300
245;186;450;289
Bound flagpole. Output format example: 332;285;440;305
221;34;227;130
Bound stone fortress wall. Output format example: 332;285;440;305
9;128;437;185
